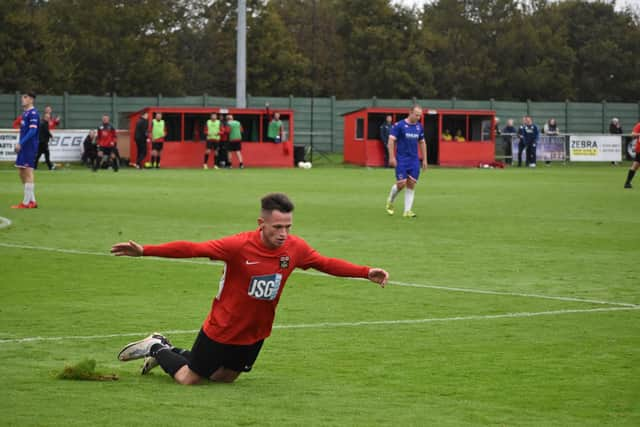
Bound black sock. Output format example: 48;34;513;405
156;155;161;167
171;347;192;360
626;169;636;184
204;153;209;164
153;347;188;377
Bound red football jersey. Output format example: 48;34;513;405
633;122;640;153
143;229;370;345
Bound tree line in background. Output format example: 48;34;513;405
1;0;639;102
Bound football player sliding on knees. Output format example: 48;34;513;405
111;193;388;385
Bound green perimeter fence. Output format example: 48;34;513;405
1;93;639;153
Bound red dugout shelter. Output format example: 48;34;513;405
343;107;496;167
128;107;294;168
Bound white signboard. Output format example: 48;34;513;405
569;135;622;162
0;129;86;162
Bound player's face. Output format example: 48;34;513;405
258;210;293;249
408;108;422;124
21;95;33;108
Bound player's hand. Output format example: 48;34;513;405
368;268;389;288
111;240;143;257
389;157;397;168
14;144;21;153
422;160;428;170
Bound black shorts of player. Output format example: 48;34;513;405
188;329;264;378
152;142;164;151
98;146;115;156
206;140;220;150
228;141;241;151
635;152;640;162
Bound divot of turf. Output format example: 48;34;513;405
56;358;118;381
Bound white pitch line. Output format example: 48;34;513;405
0;242;638;308
0;306;637;345
0;217;12;229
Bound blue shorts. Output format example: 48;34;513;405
395;157;421;181
15;140;38;169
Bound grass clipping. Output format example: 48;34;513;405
57;359;118;381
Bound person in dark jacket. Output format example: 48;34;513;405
35;112;54;170
82;129;98;167
518;116;540;168
379;115;393;168
501;119;517;165
134;111;150;169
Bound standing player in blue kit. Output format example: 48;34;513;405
385;105;428;218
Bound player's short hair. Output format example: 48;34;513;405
24;91;36;99
261;193;294;213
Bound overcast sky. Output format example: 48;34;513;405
392;0;640;12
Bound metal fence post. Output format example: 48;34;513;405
63;92;69;128
112;92;118;128
372;96;377;107
330;95;336;151
451;97;456;109
601;100;607;133
15;91;20;119
565;99;570;133
157;94;162;107
203;93;208;107
289;95;293;109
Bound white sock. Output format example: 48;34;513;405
404;188;415;213
29;183;36;203
24;183;35;203
23;184;30;205
388;184;399;202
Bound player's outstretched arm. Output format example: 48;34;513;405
111;240;143;257
368;268;389;288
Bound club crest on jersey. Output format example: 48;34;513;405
279;255;290;269
247;273;282;301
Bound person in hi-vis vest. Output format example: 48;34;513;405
151;112;167;168
226;114;244;168
204;112;221;169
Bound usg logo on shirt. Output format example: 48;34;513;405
247;273;282;300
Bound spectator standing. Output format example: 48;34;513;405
204;112;221;169
82;129;98;167
623;120;640;189
265;103;284;144
501;119;517;165
518;116;539;168
218;115;230;168
151;112;167;168
93;114;119;172
609;118;623;135
134;111;150;169
379;115;393;168
609;118;623;166
543;118;560;166
35;112;55;170
226;114;244;169
44;105;61;130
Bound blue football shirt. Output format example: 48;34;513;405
390;119;424;160
20;107;40;147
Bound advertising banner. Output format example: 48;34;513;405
0;129;87;162
569;135;622;162
509;135;566;162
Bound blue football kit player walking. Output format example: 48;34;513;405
385;105;428;218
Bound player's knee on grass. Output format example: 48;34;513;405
173;366;202;385
210;367;241;383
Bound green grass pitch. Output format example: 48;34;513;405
0;160;638;426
